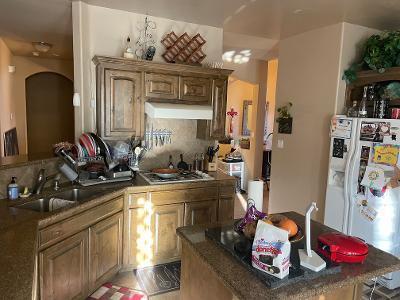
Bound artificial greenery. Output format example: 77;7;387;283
276;102;293;123
343;30;400;84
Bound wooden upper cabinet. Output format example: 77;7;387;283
211;79;228;138
89;212;123;292
106;69;141;138
184;200;217;226
197;79;228;140
180;76;211;104
40;230;89;300
145;73;179;99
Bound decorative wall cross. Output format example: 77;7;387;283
227;107;238;136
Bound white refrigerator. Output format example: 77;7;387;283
325;115;400;289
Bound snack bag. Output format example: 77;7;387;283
235;204;266;232
251;220;291;279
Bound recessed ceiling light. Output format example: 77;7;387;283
32;51;40;57
293;9;304;14
32;41;52;53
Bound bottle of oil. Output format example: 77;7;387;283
358;86;368;118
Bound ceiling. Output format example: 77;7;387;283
1;0;400;60
0;0;73;59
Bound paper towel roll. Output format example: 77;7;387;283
247;180;264;211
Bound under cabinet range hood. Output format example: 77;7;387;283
145;102;213;120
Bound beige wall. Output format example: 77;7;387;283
72;1;224;134
265;59;278;149
269;22;380;221
10;56;74;155
226;79;258;184
335;23;381;113
0;38;14;157
269;23;343;221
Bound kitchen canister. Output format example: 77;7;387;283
247;180;264;211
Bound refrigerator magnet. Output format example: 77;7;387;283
360;166;385;190
372;144;399;166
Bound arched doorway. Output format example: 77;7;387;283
26;72;74;160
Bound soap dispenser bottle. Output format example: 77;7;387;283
8;177;19;200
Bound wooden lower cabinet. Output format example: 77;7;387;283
128;203;184;268
184;200;217;226
89;212;123;291
39;230;89;300
218;196;234;222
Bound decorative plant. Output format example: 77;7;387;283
276;102;293;134
276;102;293;123
343;30;400;83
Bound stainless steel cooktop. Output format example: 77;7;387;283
139;171;214;185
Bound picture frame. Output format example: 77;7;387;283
242;100;252;136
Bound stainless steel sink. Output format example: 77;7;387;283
16;188;102;212
17;198;76;212
52;188;101;202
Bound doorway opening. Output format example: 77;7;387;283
25;72;74;160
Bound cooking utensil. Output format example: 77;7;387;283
152;168;180;179
177;154;189;170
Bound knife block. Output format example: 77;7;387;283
205;160;217;172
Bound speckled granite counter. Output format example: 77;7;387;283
177;212;400;300
0;171;235;299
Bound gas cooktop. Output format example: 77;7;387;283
139;171;214;185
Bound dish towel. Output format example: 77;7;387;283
87;283;147;300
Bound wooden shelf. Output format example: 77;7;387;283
345;67;400;109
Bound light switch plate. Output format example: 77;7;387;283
277;139;284;148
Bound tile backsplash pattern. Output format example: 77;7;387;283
139;118;214;170
0;158;65;199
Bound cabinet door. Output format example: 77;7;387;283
184;200;217;226
210;79;228;138
180;76;211;104
89;212;123;291
104;69;142;139
145;73;179;99
128;203;184;268
40;230;89;300
218;196;234;222
196;79;228;139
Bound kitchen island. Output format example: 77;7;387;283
177;212;400;300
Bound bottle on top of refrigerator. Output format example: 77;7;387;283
347;101;359;117
7;177;19;200
358;86;368;118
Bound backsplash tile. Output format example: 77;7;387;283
0;158;64;199
139;118;214;170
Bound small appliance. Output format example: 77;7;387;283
317;232;368;263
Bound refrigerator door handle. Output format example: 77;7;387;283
343;118;360;234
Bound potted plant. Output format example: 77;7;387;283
343;30;400;83
276;102;293;134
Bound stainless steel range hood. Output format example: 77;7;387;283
145;102;213;120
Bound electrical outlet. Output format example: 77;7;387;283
90;99;96;108
277;139;284;149
10;113;13;120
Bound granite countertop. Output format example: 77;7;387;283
0;171;234;300
177;212;400;300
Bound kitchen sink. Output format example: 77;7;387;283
52;188;101;202
16;188;103;212
17;198;76;212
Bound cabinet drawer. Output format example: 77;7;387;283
128;193;148;208
145;73;179;99
39;197;123;249
151;187;218;206
219;185;235;197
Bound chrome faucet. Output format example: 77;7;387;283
33;169;61;194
